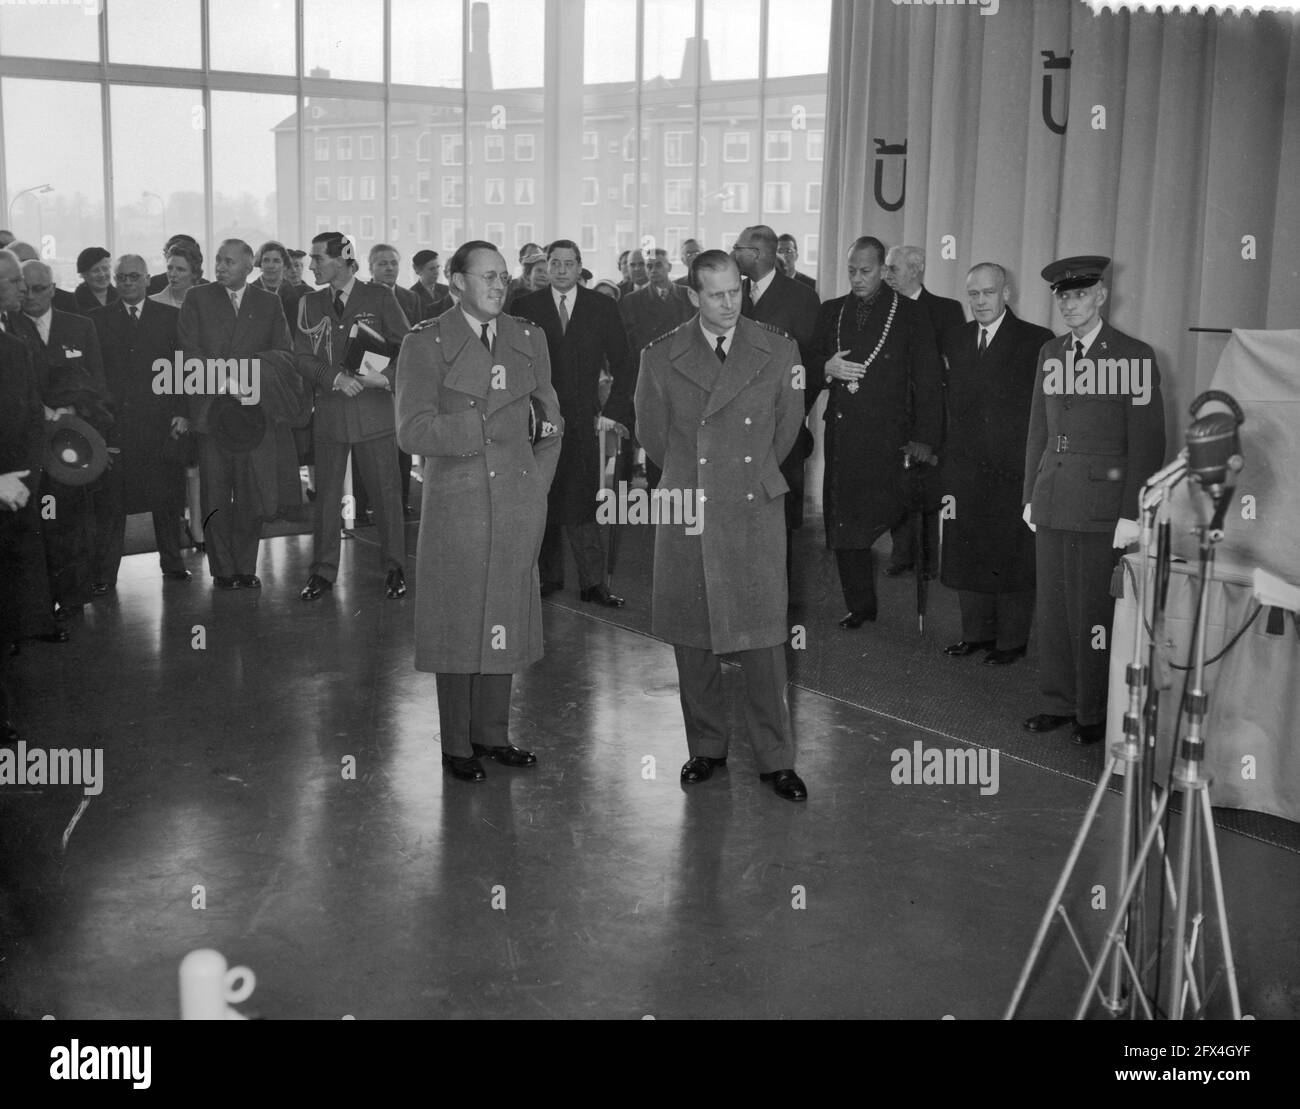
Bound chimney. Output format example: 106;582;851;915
467;1;493;92
680;36;711;84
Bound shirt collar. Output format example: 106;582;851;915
979;308;1007;345
461;306;497;341
551;284;576;312
335;275;357;302
700;319;736;352
751;268;776;301
24;307;53;325
1072;318;1104;356
905;286;923;300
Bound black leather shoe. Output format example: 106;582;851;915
944;639;995;657
235;574;261;589
91;582;112;596
884;563;913;577
163;569;192;582
213;575;240;589
472;743;537;767
540;581;563;598
760;768;808;801
680;755;727;783
0;721;18;747
580;584;625;607
32;629;70;644
1023;712;1075;733
301;573;333;601
985;646;1027;665
838;610;876;629
441;754;487;782
1073;721;1105;745
385;567;406;599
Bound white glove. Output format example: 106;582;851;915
1112;517;1140;548
1022;503;1036;533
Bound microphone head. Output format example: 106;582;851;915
1185;411;1242;489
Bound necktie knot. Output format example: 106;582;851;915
333;290;345;318
714;335;727;363
129;305;139;320
977;327;987;355
1075;339;1085;359
480;322;492;352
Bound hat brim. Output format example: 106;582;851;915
1051;276;1103;293
43;415;109;486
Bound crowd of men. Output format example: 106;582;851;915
0;221;1165;798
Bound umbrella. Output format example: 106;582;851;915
904;451;940;633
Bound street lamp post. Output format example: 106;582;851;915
142;191;168;244
7;183;53;235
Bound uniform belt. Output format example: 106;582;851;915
1052;435;1123;454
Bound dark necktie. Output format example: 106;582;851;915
128;304;140;322
714;335;727;363
855;295;871;332
557;293;568;334
333;290;345;319
1075;339;1085;361
977;328;987;356
229;290;239;314
742;277;752;306
480;322;492;353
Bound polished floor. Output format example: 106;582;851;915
1;532;1297;1019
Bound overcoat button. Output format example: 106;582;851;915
744;417;752;425
469;400;476;407
747;493;754;501
489;471;496;477
699;457;707;465
744;456;752;463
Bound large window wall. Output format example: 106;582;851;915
0;0;829;290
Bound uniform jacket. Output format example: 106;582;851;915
811;291;943;548
1023;321;1167;532
293;281;410;445
939;309;1054;593
9;309;112;432
514;285;635;526
619;282;694;355
793;271;818;292
395;309;563;674
178;281;293;433
634;316;804;654
90;298;186;514
410;280;452;322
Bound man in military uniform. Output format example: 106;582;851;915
1022;256;1166;744
396;241;563;782
634;250;808;802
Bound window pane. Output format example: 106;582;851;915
644;0;696;85
391;100;463;259
210;0;295;75
305;0;383;83
585;0;636;87
392;0;462;87
0;3;98;62
581;102;634;283
641;99;695;269
3;78;105;290
212;91;296;268
300;93;388;258
702;0;758;83
111;86;206;273
108;0;200;68
478;0;544;91
467;96;544;260
762;90;824;279
702;96;758;254
767;0;831;77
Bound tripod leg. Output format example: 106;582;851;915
1200;786;1243;1019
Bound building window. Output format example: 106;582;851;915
337;136;352;161
484;221;505;245
485;134;504;161
582;131;599;160
390;215;401;239
807;130;825;161
442;218;464;247
720;231;739;252
315;215;333;233
580;225;598;252
722;183;749;213
723;132;749;162
314;137;329;161
514;224;535;250
415;131;431;162
763;181;791;213
665;179;692;214
581;178;599;206
806;181;822;213
514;133;535;161
485;178;505;205
441;133;462;165
441;176;462;206
665;131;691;166
314;177;330;201
622;173;635;208
418;172;431;202
621;130;648;163
418;214;432;243
514;178;535;206
338;217;353;236
359;214;375;239
360;134;375;160
337;177;353;202
765;130;792;161
359;176;376;201
664;227;688;258
804;235;819;265
390;175;399;200
614;222;634;253
389;131;399;159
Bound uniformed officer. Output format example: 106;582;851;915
634;250;808;802
1021;256;1166;744
395;241;564;782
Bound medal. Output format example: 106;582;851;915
836;289;898;396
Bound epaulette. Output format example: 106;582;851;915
510;315;540;329
410;317;440;332
754;320;793;340
646;322;688;348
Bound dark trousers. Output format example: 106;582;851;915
673;642;795;774
889;510;940;573
435;672;513;758
198;434;264;579
957;588;1034;650
835;547;879;616
92;460;185;585
313;436;406;580
1035;526;1118;727
41;476;96;607
14;507;57;636
539;518;605;592
398;450;412;508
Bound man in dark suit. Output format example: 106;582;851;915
6;242;77;313
619;248;693;354
1022;256;1166;745
940;263;1053;664
410;249;451;321
811;236;943;628
295;232;410;602
13;259;112;617
89;255;191;592
882;244;965;579
777;234;817;292
515;239;635;607
734;224;822;581
178;238;293;589
673;239;701;287
617;249;648;299
368;243;420;326
634;250;808;802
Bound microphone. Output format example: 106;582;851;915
1186;390;1244;538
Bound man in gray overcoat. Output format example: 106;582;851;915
634;251;808;802
395;241;564;783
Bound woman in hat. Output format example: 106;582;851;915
72;247;120;314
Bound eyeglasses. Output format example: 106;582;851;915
26;283;53;293
464;271;507;286
114;273;144;283
732;246;759;255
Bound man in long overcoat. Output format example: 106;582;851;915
811;236;942;627
939;263;1054;664
634;251;808;802
396;241;564;783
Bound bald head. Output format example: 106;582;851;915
20;259;55;316
8;240;38;263
115;253;150;305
